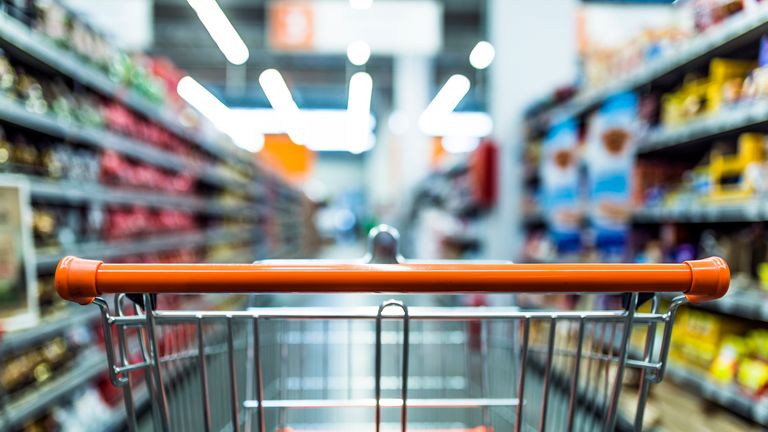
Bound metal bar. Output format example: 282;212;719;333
635;296;660;431
375;300;410;432
226;317;241;432
480;320;491;427
566;318;586;431
652;295;688;383
242;397;521;409
143;294;171;431
197;319;212;432
148;307;637;322
539;319;557;432
514;318;530;432
253;318;266;432
604;293;638;432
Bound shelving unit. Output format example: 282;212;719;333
27;176;261;217
0;95;253;193
664;364;768;427
633;200;768;223
0;307;100;355
35;225;259;269
0;11;249;168
521;7;768;430
641;102;768;154
0;349;106;430
539;7;768;122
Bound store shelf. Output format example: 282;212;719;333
661;282;768;323
641;101;768;153
544;8;768;121
27;176;257;217
633;200;768;223
0;96;248;192
0;308;99;355
36;225;258;270
664;363;768;427
0;11;250;167
0;349;107;430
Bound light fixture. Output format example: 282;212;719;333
187;0;249;65
420;111;492;137
346;40;371;66
387;111;408;135
347;71;373;153
177;76;231;129
258;68;305;144
442;136;481;154
419;74;470;132
177;76;263;152
349;0;373;10
469;41;495;70
230;108;376;153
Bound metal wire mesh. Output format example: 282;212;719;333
94;292;686;432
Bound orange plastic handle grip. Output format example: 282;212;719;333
55;256;729;305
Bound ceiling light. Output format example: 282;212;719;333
230;108;375;153
420;112;492;137
177;76;231;129
258;69;305;144
177;76;263;152
346;41;371;66
419;74;470;130
349;0;373;10
347;71;373;153
387;111;409;135
442;136;481;153
187;0;249;65
469;41;495;70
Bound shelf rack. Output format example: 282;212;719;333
641;102;768;154
0;96;254;194
0;349;107;430
633;200;768;223
0;11;251;168
0;308;100;355
541;7;768;122
36;225;259;270
27;176;260;217
664;364;768;427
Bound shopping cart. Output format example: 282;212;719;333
55;226;730;432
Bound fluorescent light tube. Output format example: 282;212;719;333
347;71;373;153
177;76;263;152
187;0;249;65
259;69;305;144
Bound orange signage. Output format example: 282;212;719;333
269;1;314;50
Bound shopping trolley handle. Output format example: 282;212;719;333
55;255;729;306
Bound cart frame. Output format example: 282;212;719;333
55;226;729;432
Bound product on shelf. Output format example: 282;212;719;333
710;328;768;398
587;92;641;258
0;335;80;398
99;150;196;194
101;206;198;241
661;58;755;127
540;118;583;255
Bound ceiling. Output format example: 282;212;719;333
150;0;487;112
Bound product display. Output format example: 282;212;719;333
3;0;766;431
0;2;309;430
522;2;768;429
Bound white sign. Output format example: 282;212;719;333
270;0;442;55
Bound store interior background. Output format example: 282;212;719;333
2;0;768;431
